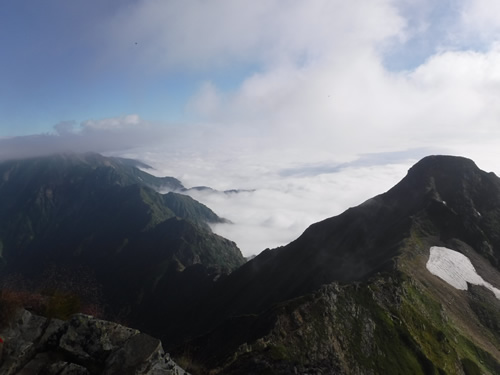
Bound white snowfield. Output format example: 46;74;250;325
426;246;500;300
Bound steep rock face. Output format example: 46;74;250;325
183;268;500;374
176;155;500;374
0;309;188;375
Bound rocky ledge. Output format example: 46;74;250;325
0;309;188;375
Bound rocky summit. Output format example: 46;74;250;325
0;308;188;375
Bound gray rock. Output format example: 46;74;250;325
0;309;50;375
104;333;162;374
105;333;189;375
58;313;139;364
0;309;189;375
15;352;50;375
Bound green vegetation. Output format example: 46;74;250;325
204;270;500;374
461;358;481;375
0;153;245;349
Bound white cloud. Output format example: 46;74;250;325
180;42;500;164
115;11;500;257
27;1;499;169
134;146;423;256
462;0;500;40
81;114;141;130
137;143;498;257
0;115;174;161
101;0;405;70
186;82;222;118
181;161;412;256
54;121;78;135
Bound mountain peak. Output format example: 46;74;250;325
411;154;478;170
387;155;498;214
405;155;482;185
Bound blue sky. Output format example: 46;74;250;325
2;0;500;254
0;0;187;133
0;0;275;134
1;0;483;136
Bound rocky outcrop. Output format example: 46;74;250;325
0;309;188;375
180;270;500;374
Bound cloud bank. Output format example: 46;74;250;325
0;115;175;161
183;161;415;256
100;0;404;71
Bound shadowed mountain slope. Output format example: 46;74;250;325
0;152;245;340
175;155;500;374
199;156;500;318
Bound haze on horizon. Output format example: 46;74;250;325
2;0;500;255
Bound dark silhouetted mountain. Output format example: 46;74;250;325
173;155;500;374
0;152;244;341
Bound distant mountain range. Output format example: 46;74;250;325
1;153;500;374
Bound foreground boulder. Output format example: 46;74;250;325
0;309;188;375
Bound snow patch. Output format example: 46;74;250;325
426;246;500;299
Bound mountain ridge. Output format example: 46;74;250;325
172;155;500;374
0;152;245;345
202;155;500;317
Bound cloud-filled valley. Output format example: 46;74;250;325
182;162;413;256
2;0;500;255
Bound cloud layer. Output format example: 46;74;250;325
3;1;500;254
101;0;404;70
0;115;174;161
184;161;414;256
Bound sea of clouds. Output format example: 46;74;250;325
3;1;500;255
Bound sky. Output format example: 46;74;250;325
2;0;500;255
